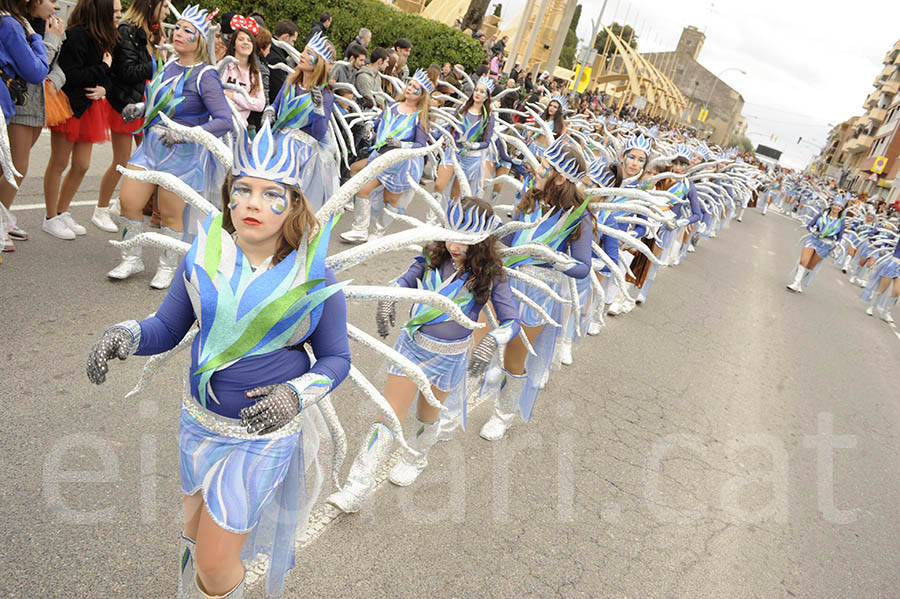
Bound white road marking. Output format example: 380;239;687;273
752;244;759;249
767;251;776;256
11;200;97;211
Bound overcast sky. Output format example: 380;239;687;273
496;0;900;169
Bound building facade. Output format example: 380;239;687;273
640;26;745;146
826;39;900;198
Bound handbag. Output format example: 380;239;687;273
44;80;73;126
0;67;27;107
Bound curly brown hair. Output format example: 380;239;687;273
425;197;503;305
516;144;592;242
220;174;319;266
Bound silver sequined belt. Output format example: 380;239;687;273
287;128;317;147
181;394;304;440
519;264;564;285
411;330;474;355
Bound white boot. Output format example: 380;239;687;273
880;295;897;323
557;338;573;366
480;371;526;441
194;572;244;598
91;205;119;233
866;290;882;316
840;253;852;274
178;535;196;599
327;423;394;513
340;196;370;243
371;201;395;240
786;265;806;293
389;419;440;487
150;226;181;289
855;266;870;287
107;217;145;279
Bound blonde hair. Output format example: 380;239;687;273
396;83;431;130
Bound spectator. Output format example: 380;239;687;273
308;11;331;42
393;38;412;80
453;17;463;30
267;19;300;103
331;45;366;88
220;23;266;127
491;35;507;57
489;52;501;80
499;78;518;123
440;61;460;90
248;11;266;29
249;26;272;130
510;63;520;82
356;46;388;108
524;72;533;93
345;27;371;57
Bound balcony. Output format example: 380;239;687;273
868;107;888;124
864;92;878;109
879;79;900;95
845;134;874;153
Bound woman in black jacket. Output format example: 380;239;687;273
93;0;168;233
42;0;118;240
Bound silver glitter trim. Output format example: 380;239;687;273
182;394;305;440
157;113;234;169
108;319;142;353
116;166;219;218
411;330;473;355
110;231;192;255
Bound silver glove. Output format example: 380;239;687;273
463;141;479;150
310;87;323;108
86;321;141;384
262;107;276;125
160;129;185;146
121;102;145;123
376;300;396;338
240;384;300;435
363;122;375;141
468;335;497;378
382;137;402;152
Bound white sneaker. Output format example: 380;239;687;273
866;305;875;316
587;321;603;335
42;215;76;240
849;276;858;285
558;339;573;366
6;223;28;240
339;229;368;243
0;235;13;252
58;211;86;236
91;206;119;233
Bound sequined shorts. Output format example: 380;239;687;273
386;330;472;392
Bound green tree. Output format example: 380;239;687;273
594;22;638;58
728;134;753;153
558;4;582;69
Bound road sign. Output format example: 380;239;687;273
698;108;709;122
872;155;888;174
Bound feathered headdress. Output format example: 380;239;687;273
232;119;301;187
476;76;495;94
411;68;435;95
544;137;585;183
587;158;615;187
622;133;653;157
446;199;502;236
551;95;568;111
178;4;213;39
306;31;335;64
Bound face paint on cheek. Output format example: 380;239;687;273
268;196;288;215
186;30;197;43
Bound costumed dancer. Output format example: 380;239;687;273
107;4;232;288
264;31;338;213
848;209;878;286
481;138;592;441
861;221;900;323
87;117;352;599
431;76;495;206
96;0;170;233
327;197;521;513
786;198;845;293
340;68;432;243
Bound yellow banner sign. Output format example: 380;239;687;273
872;155;888;174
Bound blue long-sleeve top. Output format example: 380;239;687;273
147;60;233;137
594;215;620;274
134;261;351;419
372;101;428;148
684;182;703;225
806;210;844;242
270;81;334;141
504;212;593;279
454;108;494;150
0;16;49;121
395;257;520;341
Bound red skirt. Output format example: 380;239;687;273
51;99;111;144
108;104;144;135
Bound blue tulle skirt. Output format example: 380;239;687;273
368;147;424;194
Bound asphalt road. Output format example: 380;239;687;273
3;134;900;598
